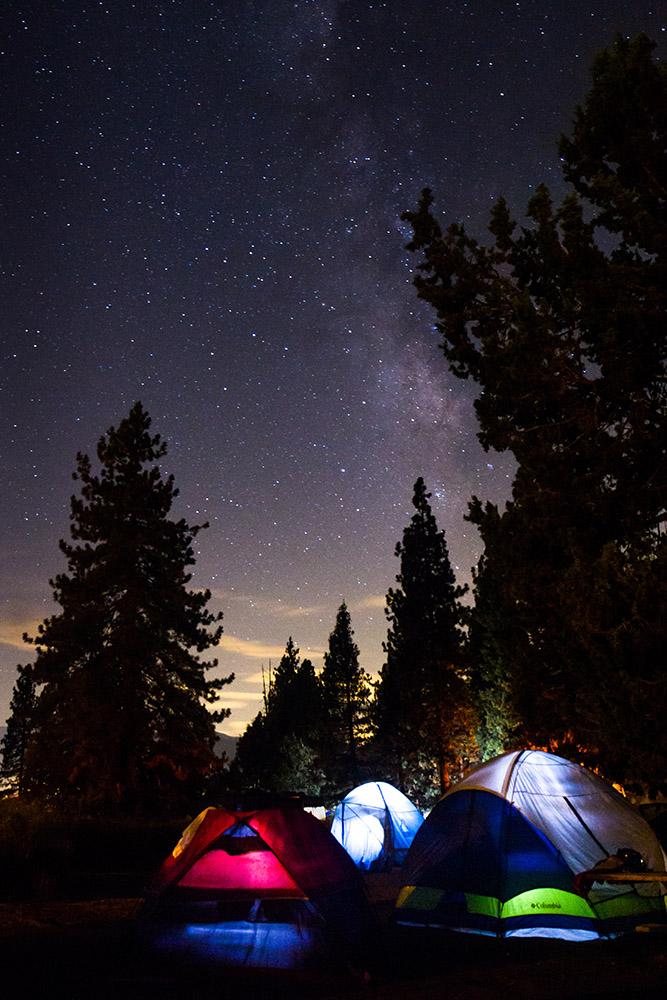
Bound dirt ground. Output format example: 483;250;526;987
1;873;666;1000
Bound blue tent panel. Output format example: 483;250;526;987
404;789;574;901
398;790;593;937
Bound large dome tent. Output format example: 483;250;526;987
396;750;666;940
331;781;423;870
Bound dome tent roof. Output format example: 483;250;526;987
332;780;423;870
451;750;665;877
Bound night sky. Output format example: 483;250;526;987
2;2;664;735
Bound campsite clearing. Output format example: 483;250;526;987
0;886;666;999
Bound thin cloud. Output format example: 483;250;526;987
223;718;252;738
215;690;263;704
211;589;327;620
354;594;386;610
218;635;290;660
0;621;42;651
245;670;270;685
279;604;328;619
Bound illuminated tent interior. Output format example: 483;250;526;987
331;781;423;870
396;750;667;941
143;804;375;969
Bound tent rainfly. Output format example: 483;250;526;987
144;804;376;969
331;781;423;870
396;750;667;940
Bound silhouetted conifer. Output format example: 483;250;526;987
402;36;666;782
375;478;473;803
21;402;233;814
320;602;371;789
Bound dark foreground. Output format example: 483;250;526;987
1;889;666;1000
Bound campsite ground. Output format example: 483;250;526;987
1;874;666;999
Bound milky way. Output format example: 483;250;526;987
2;2;664;734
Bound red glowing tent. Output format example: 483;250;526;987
144;804;376;968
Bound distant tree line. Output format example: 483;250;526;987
0;393;471;812
233;480;474;807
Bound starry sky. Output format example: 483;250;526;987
2;2;664;736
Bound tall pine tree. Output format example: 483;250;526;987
320;602;371;790
20;402;233;814
375;478;473;803
402;36;666;782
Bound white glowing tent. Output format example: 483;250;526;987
331;781;423;870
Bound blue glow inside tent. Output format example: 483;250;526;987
149;919;330;970
331;781;423;870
